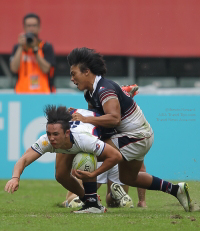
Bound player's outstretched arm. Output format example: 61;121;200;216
4;148;41;194
73;144;123;180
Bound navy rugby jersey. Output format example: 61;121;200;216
85;76;152;134
86;77;134;117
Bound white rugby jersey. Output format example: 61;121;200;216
31;109;105;156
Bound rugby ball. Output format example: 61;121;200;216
72;153;97;172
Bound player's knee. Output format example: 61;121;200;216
119;175;127;184
55;170;65;184
119;174;137;185
55;171;61;183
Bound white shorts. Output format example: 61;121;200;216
111;130;154;161
97;162;124;185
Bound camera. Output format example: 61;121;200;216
25;32;34;44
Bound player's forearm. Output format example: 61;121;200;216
10;46;23;73
84;114;120;128
12;158;26;179
36;54;51;73
12;148;38;178
94;145;123;177
94;157;119;177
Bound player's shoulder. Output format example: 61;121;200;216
38;133;49;141
31;134;53;154
97;78;117;93
96;78;122;101
37;134;51;145
98;77;115;88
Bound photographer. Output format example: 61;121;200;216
10;13;56;94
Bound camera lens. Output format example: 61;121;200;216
26;32;34;44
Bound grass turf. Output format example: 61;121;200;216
0;180;199;231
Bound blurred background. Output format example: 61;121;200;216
0;0;199;180
1;0;200;91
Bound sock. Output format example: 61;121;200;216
64;200;69;207
148;176;179;197
81;182;98;204
80;195;86;203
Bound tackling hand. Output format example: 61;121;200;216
72;113;87;123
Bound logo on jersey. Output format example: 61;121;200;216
34;143;40;149
32;143;41;153
42;140;48;146
99;86;105;92
94;143;100;152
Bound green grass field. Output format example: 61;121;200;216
0;180;199;231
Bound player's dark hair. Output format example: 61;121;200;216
67;47;107;77
44;105;72;132
23;13;40;25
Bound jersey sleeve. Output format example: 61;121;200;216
31;134;53;155
98;87;118;106
43;42;56;67
74;132;105;157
